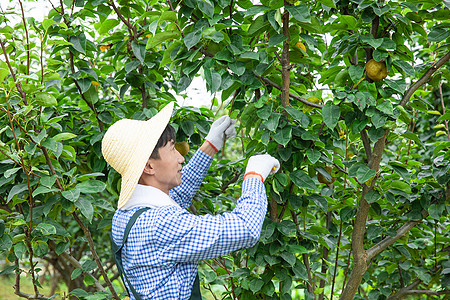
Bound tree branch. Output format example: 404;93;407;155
0;38;27;104
360;129;372;162
281;6;290;109
18;0;31;82
72;213;120;298
400;51;450;107
257;75;323;109
340;134;386;300
109;0;137;38
366;210;428;260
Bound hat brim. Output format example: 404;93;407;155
117;102;174;209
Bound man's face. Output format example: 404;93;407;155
149;140;185;194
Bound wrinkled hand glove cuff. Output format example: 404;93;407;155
244;171;264;182
206;140;219;152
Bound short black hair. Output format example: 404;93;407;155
150;124;176;159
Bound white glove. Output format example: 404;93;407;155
205;115;236;152
244;154;280;182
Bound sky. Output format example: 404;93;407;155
0;0;215;108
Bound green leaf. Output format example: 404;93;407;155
301;131;319;141
277;220;297;237
286;5;311;23
401;132;423;148
184;30;202;49
365;190;381;203
280;252;296;266
7;184;28;203
385;79;407;93
340;206;356;222
290;170;317;191
53;132;77;142
146;31;180;49
264;113;281;131
75;197;94;222
340;15;358;30
356;165;376;183
348;65;364;83
249;278;264;293
4;167;21;178
373;4;391;16
428;28;450;43
83;85;99;104
43;19;56;31
61;188;80;202
367;224;383;240
131;41;146;63
229;61;246;76
181;120;195;136
14;242;27;259
98;19;120;34
76;180;106;194
198;0;214;18
309;194;328;211
245;5;269;16
268;34;287;46
429;204;445;220
32;186;59;197
35;92;57;107
361;35;383;49
70;289;89;298
376;100;394;115
306;148;321;164
32;240;49;257
390;180;411;193
36;223;57;235
81;260;97;272
177;76;192;91
272;126;292;146
159;11;177;23
285;106;310;127
293;261;309;280
319;0;336;9
322;101;340;129
393;60;415;76
69;36;85;54
71;268;83;280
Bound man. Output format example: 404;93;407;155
102;102;280;299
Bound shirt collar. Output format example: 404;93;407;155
120;184;181;210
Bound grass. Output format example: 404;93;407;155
0;274;61;299
0;273;218;300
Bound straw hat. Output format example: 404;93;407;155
102;102;174;209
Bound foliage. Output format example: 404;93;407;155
0;0;449;299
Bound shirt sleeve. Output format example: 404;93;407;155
153;178;267;262
169;149;213;209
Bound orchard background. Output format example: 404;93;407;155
0;0;449;299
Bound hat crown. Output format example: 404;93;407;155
102;119;146;176
101;102;174;209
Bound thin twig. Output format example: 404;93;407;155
0;38;27;104
438;82;450;140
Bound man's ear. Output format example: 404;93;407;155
142;159;156;176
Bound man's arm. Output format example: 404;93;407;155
170;116;236;208
169;148;213;208
154;155;280;262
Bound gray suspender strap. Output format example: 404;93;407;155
111;207;150;300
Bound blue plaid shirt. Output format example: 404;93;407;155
112;150;267;299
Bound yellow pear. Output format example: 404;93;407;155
175;141;189;156
365;59;388;81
